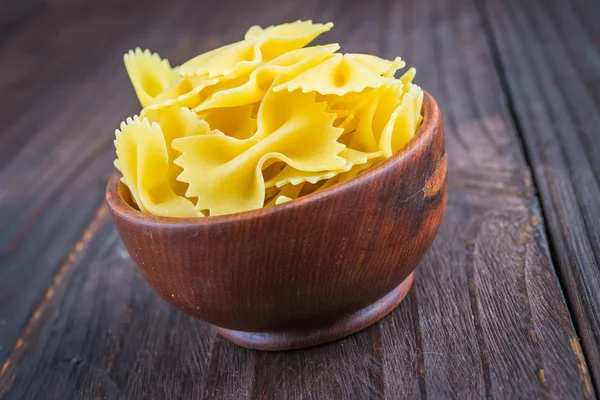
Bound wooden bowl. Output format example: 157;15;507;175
106;91;446;351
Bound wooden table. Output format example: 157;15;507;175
1;0;598;398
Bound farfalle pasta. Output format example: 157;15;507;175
114;20;424;217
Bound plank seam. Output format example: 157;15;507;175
408;288;427;400
515;208;551;398
532;0;600;258
472;0;598;396
0;203;108;395
465;227;493;399
506;0;600;391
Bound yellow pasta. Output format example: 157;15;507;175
245;20;334;61
179;41;257;78
265;183;305;207
114;116;202;217
142;106;213;195
378;84;423;157
275;195;293;205
347;84;403;152
345;54;405;77
173;90;344;215
143;75;222;111
339;159;376;182
300;157;376;199
179;20;333;78
274;53;396;95
265;148;381;188
400;67;417;91
325;93;365;134
114;21;425;217
124;48;180;108
412;84;425;128
198;104;257;139
195;44;339;111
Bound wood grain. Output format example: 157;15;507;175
0;0;204;367
382;0;594;397
478;0;600;391
0;0;597;398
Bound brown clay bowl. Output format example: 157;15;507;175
106;91;446;351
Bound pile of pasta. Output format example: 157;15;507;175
114;21;423;217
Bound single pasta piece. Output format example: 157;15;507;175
274;53;397;95
179;20;333;78
345;54;405;77
275;195;293;205
124;48;180;107
400;67;417;91
114;116;203;217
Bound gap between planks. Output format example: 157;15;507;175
472;0;596;396
0;202;109;395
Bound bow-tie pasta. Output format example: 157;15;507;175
178;20;333;78
172;89;345;216
124;48;180;108
273;53;397;95
265;148;381;188
114;21;424;217
195;44;340;112
114;116;204;217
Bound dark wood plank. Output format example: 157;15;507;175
0;1;42;38
0;0;221;372
478;0;600;391
570;0;600;46
252;328;385;399
0;2;163;170
201;337;255;399
0;211;216;399
379;290;423;398
0;0;596;398
383;0;595;397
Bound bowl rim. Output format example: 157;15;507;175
106;90;441;226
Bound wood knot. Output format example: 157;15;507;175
424;153;447;197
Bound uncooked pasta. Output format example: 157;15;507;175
114;20;423;217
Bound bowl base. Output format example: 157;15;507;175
215;272;415;351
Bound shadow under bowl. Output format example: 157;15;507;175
106;91;447;351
